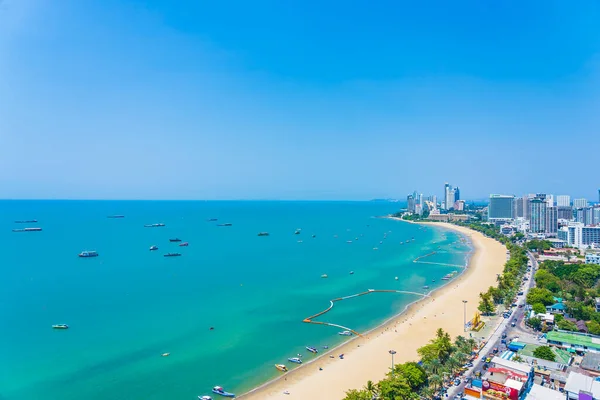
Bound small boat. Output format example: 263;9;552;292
346;240;352;244
161;353;170;357
395;277;399;280
432;279;436;282
306;346;318;354
217;223;232;227
312;234;316;238
212;386;235;397
373;247;378;250
149;245;158;251
164;253;182;257
297;240;303;243
12;227;42;232
423;286;429;289
199;396;213;400
338;330;352;336
323;345;329;349
321;274;328;278
169;238;182;242
349;271;354;275
355;237;358;240
207;218;218;221
179;242;189;247
379;241;383;244
52;324;68;329
257;232;270;236
14;220;37;223
294;229;301;235
288;357;302;364
107;215;125;218
283;391;290;395
78;251;98;258
144;223;165;228
275;364;288;372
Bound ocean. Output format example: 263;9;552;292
0;201;470;400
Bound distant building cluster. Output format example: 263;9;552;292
485;190;600;250
405;182;465;218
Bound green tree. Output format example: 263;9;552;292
394;362;427;390
527;317;542;330
526;288;554;306
343;389;371;400
478;290;495;315
532;303;547;314
363;380;378;399
587;321;600;336
378;374;416;399
533;346;556;361
534;269;561;293
557;319;578;331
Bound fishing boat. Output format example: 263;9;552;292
211;386;235;397
78;251;98;258
150;245;158;251
169;238;182;242
144;223;165;227
275;364;288;372
338;330;352;336
288;357;302;364
257;232;270;236
179;242;189;247
198;396;213;400
306;346;318;354
52;324;68;329
164;253;182;257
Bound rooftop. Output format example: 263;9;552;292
525;384;565;400
546;331;600;349
547;303;566;311
564;371;600;397
491;356;532;375
581;352;600;373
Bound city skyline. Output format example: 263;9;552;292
2;1;600;200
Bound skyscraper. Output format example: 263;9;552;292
454;187;460;202
546;207;558;235
513;197;525;218
546;194;554;208
529;197;547;233
488;194;515;221
557;206;573;220
574;198;588;208
407;194;415;213
557;195;571;207
444;183;451;210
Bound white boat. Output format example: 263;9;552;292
373;247;378;250
395;277;399;280
338;330;352;336
306;346;318;354
52;324;68;329
150;245;158;251
321;274;328;278
288;357;302;364
78;251;98;258
198;396;213;400
212;386;235;397
346;240;352;244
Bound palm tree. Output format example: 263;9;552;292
363;380;378;399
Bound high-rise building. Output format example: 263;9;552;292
561;223;600;248
575;207;595;226
546;207;558;235
443;183;450;210
594;206;600;226
454;200;465;211
546;194;554;208
407;194;415;213
488;194;515;221
598;189;600;204
529;197;547;233
557;206;573;220
574;198;588;208
513;197;525;219
557;195;571;207
454;187;460;202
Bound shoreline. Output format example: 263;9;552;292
239;219;506;400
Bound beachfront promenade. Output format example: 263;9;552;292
303;289;431;337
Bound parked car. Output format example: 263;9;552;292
518;291;524;295
511;322;516;327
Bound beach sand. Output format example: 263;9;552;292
239;222;506;400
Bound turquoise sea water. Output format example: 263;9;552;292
0;201;470;400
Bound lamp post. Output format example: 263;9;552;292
389;349;397;377
462;300;468;332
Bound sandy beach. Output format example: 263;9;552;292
239;221;506;400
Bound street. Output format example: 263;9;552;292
445;252;538;399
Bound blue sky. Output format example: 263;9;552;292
1;0;599;200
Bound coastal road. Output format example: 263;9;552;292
445;252;538;399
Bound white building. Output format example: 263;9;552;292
574;198;589;209
557;195;571;207
565;371;600;400
546;194;554;207
526;384;565;400
559;222;600;249
587;253;600;265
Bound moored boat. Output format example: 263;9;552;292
257;232;269;236
78;251;98;258
164;253;182;257
294;229;301;235
217;223;232;226
179;242;189;247
275;364;288;372
212;386;235;397
14;220;37;223
161;353;170;357
288;357;302;364
144;223;165;227
150;245;158;251
321;274;328;278
198;396;213;400
12;227;42;232
338;330;352;336
169;238;182;242
306;346;318;354
52;324;69;329
107;215;125;218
